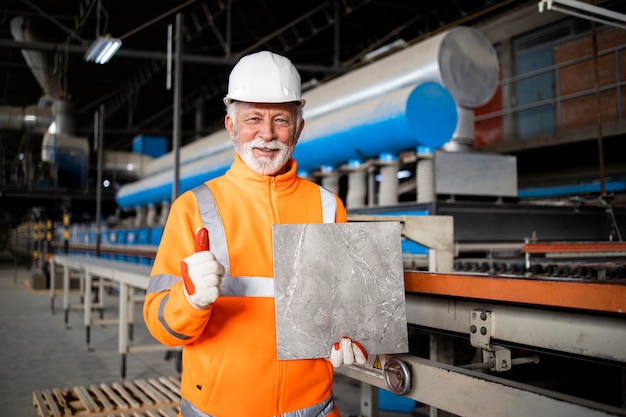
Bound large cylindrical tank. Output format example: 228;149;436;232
294;82;457;169
135;26;498;180
141;133;231;178
116;26;498;208
116;82;457;208
303;25;498;120
117;147;234;208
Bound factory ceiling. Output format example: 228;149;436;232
0;0;528;155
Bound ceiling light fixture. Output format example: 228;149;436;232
84;35;122;64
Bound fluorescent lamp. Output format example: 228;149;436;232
84;35;122;64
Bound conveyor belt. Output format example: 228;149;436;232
453;257;626;279
404;271;626;314
32;376;180;417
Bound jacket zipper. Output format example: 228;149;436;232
271;176;284;416
270;178;280;223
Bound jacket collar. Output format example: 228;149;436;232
225;153;301;196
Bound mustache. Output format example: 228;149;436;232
248;138;287;151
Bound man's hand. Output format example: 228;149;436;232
329;336;368;367
181;227;225;309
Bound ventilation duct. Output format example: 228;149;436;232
0;104;53;133
3;16;56;132
10;16;59;99
41;100;77;163
101;151;154;183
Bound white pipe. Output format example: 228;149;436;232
443;105;475;152
146;203;157;227
378;154;399;206
303;26;498;120
138;26;497;180
346;160;367;209
417;149;435;204
320;165;340;195
158;200;170;226
134;205;146;228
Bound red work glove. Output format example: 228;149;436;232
181;227;225;310
329;336;368;367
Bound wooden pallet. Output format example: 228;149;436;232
32;376;181;417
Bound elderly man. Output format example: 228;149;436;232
143;51;366;417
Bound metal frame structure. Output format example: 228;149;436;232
539;0;626;30
339;215;626;417
43;214;626;416
50;254;181;378
339;353;626;417
337;274;626;417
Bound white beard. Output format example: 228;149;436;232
235;137;295;175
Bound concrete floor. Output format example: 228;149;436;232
0;256;422;417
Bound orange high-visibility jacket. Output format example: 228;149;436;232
143;154;347;417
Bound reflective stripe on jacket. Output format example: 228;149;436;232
143;154;347;417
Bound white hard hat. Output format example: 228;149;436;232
223;51;306;107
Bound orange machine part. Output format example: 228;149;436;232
521;242;626;253
404;271;626;314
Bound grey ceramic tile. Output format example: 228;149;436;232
273;222;408;360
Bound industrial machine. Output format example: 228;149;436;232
340;214;626;417
12;23;626;417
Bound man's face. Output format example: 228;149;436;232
225;102;304;176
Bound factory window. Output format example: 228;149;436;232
509;17;626;141
513;21;580;139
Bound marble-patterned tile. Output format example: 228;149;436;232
273;222;408;360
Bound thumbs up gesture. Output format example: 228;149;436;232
181;227;225;309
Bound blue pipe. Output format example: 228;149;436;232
116;82;457;208
293;82;457;169
518;178;626;198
